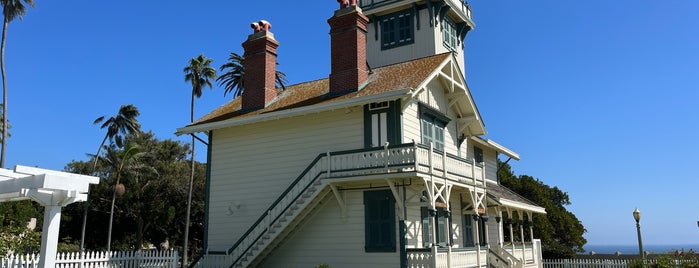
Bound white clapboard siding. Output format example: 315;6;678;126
483;148;498;183
206;108;364;251
261;190;399;268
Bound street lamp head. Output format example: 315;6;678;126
633;208;641;222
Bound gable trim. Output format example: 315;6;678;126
176;89;413;135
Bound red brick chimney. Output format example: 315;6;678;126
242;20;279;111
328;3;369;95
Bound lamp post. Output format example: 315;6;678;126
633;208;644;259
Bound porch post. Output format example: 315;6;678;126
508;213;514;253
519;219;526;263
430;209;438;268
482;215;489;248
496;210;503;247
473;214;481;268
446;211;452;268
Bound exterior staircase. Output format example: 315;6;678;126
190;143;487;267
488;246;523;268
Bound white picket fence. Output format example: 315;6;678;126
543;259;629;268
543;258;698;268
1;250;178;268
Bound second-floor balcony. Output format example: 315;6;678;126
326;142;487;187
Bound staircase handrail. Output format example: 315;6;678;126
224;143;417;266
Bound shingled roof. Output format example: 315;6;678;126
487;181;547;214
185;53;451;130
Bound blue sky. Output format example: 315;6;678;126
5;1;698;247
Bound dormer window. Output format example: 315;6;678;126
380;9;414;50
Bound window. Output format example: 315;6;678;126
463;214;487;247
420;104;450;151
364;101;400;148
473;146;483;163
442;16;459;51
421;206;451;248
381;10;414;50
364;190;396;252
463;215;474;247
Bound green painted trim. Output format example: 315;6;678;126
203;131;213;250
364;189;397;252
390;100;402;146
413;3;420;31
418;102;451;125
363;104;372;148
399;220;407;268
364;100;401;148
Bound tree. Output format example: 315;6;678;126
80;104;141;251
62;132;206;253
0;0;33;168
498;161;587;258
0;200;41;257
105;142;145;251
182;54;216;266
216;52;288;98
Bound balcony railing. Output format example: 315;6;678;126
326;143;485;186
407;247;488;268
359;0;473;21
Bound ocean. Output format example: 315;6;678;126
584;244;699;255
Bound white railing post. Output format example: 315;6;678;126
384;142;389;171
326;151;331;178
471;159;476;185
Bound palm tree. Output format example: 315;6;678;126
80;104;141;251
0;0;34;168
105;142;143;251
182;54;216;266
216;52;288;98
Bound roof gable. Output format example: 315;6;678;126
177;53;453;134
408;53;486;137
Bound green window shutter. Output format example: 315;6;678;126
463;215;474;247
364;190;396;252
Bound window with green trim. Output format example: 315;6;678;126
381;10;414;50
463;215;474;247
442;16;459;51
420;104;449;151
364;190;396;252
421;206;451;248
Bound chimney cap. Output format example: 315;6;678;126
250;20;272;33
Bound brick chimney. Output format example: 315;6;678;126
328;3;369;95
242;20;279;111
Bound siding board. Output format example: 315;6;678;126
206;108;364;250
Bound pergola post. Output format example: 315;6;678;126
39;205;62;267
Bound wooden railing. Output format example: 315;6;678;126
192;143;485;267
358;0;473;20
505;240;542;267
406;247;487;268
1;250;178;268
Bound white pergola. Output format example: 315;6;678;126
0;165;99;267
